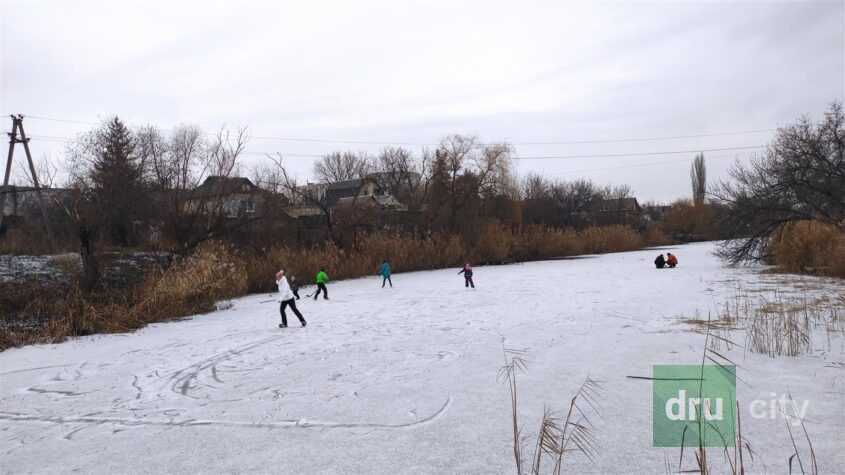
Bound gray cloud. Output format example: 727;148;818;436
1;0;842;202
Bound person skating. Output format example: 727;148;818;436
314;268;329;300
666;252;678;268
289;275;301;299
275;269;306;328
379;260;393;288
458;262;475;288
654;254;666;269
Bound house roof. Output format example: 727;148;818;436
326;177;377;192
193;176;258;196
592;197;641;212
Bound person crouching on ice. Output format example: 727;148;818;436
458;262;475;288
276;269;306;328
379;259;393;288
654;254;666;269
666;252;678;268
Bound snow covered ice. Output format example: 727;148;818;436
1;242;843;473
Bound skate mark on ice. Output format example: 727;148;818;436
0;364;74;376
211;365;223;383
167;335;283;397
0;396;452;431
48;362;87;382
63;424;95;440
26;387;93;397
131;375;143;400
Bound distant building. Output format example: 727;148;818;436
325;177;382;206
186;176;271;219
590;197;643;227
1;185;71;220
335;194;408;212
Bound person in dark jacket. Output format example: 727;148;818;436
458;263;475;288
289;275;301;299
654;254;666;269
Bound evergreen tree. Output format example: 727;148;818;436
690;153;706;206
90;117;142;245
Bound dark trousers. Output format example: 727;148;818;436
292;287;300;299
280;298;305;326
382;275;392;287
314;283;328;300
464;275;475;288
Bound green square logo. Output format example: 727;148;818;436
652;364;736;447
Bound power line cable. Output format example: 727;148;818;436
25;133;765;161
13;113;777;147
510;145;764;160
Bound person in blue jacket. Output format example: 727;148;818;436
379;259;393;288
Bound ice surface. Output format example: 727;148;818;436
1;242;843;474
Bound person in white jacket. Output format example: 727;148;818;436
275;269;306;328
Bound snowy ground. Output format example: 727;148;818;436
1;242;843;474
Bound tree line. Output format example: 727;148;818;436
6;101;842;288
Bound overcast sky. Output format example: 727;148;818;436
1;0;843;202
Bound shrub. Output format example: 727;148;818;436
475;224;514;263
580;225;643;254
132;241;248;323
642;224;672;247
2;226;655;351
772;221;845;277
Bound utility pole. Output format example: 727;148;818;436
0;114;57;251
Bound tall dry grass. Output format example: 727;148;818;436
682;287;843;359
499;348;601;474
3;225;654;350
772;221;845;278
244;225;648;293
244;233;465;293
1;241;248;349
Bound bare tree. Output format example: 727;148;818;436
373;146;427;209
54;186;100;291
207;126;248;178
555;179;602;228
140;124;249;253
600;184;632;201
269;153;338;244
713;101;845;263
135;125;169;187
251;162;286;194
13;153;60;188
522;173;550;201
691;152;706;206
439;134;477;183
169;124;205;191
475;142;517;198
313;151;372;183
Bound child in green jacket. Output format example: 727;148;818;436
314;268;329;300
